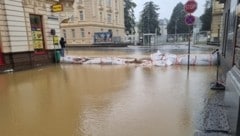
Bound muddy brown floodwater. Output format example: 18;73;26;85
0;49;216;136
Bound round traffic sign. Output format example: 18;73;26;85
184;0;197;13
185;14;195;25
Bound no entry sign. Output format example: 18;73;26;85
185;14;195;26
184;0;197;13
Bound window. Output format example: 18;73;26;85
115;0;118;10
107;14;112;23
107;0;111;7
63;29;67;39
79;0;83;4
80;28;85;37
79;11;84;21
115;14;118;24
70;15;74;22
71;29;75;38
99;0;103;6
100;12;103;22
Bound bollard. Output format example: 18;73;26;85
211;49;225;90
54;50;60;63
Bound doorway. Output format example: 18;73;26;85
30;14;45;53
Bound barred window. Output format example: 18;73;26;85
80;28;85;37
79;0;83;4
71;29;75;38
107;14;112;23
63;29;67;39
79;11;84;21
107;0;111;7
100;12;103;22
99;0;103;6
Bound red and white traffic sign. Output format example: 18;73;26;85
185;14;195;26
184;0;197;13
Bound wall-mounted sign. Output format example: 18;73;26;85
53;36;59;45
51;4;63;12
94;32;112;43
32;30;44;49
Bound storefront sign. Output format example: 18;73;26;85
53;36;59;45
48;16;59;20
94;32;112;43
32;30;44;49
51;4;63;12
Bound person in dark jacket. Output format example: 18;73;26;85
59;37;66;57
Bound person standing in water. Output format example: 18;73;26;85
59;37;66;57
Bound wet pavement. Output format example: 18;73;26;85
0;45;230;136
194;90;231;136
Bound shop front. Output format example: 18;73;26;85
217;0;240;135
0;0;64;72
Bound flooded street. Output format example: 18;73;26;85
0;47;217;136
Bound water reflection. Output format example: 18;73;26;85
0;62;216;136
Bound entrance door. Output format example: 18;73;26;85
30;15;45;53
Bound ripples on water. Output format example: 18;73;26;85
0;49;216;136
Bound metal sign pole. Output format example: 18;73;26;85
184;0;197;73
188;26;191;72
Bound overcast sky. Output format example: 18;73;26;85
132;0;206;21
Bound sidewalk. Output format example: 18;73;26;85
194;90;231;136
192;44;219;50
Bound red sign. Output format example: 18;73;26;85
185;14;195;25
184;0;197;13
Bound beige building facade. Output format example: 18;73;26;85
0;0;68;71
60;0;125;45
210;0;224;44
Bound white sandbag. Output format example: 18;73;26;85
140;60;153;67
177;54;217;65
100;58;113;64
111;58;126;65
60;50;218;67
60;56;75;63
150;50;163;61
83;58;102;64
153;60;167;66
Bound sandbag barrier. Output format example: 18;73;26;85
60;51;218;67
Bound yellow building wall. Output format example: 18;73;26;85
60;0;125;45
